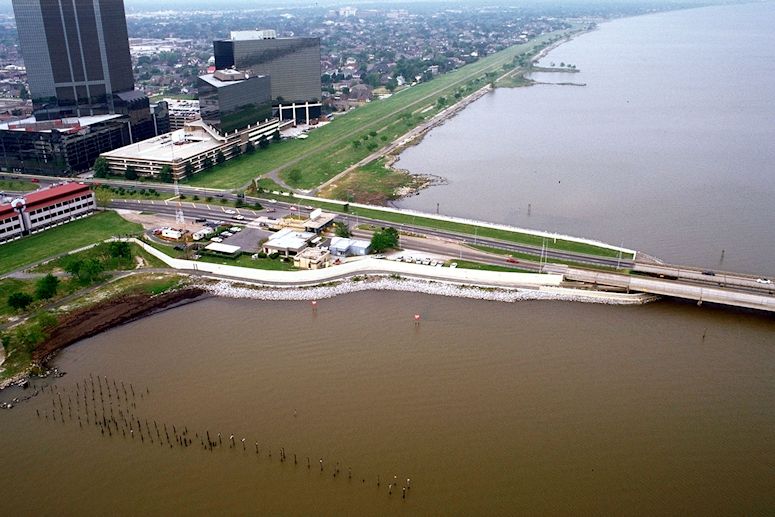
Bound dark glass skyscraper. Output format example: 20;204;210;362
12;0;136;120
214;31;321;105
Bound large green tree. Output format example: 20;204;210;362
124;166;138;181
8;292;34;311
334;222;351;238
93;157;109;178
370;227;399;252
159;164;173;183
35;273;59;300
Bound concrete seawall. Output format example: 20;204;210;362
125;238;654;305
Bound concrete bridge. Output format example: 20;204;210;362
547;265;775;314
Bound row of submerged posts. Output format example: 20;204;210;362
33;373;414;501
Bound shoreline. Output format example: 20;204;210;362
1;274;656;391
384;27;593;201
0;286;207;391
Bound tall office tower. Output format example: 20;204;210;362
213;30;321;122
12;0;136;120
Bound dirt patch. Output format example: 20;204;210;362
31;287;207;365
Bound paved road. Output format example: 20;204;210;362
109;198;631;269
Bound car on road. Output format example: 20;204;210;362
267;199;277;204
195;217;206;223
234;214;245;220
210;237;223;243
224;209;236;214
505;257;519;264
265;208;276;213
701;270;716;276
756;278;772;285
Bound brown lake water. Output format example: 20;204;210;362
396;3;775;276
1;293;774;515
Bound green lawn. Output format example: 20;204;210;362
0;211;142;275
31;242;166;273
186;31;571;190
446;259;530;273
198;254;297;271
0;180;38;192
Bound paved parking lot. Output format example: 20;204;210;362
220;225;272;253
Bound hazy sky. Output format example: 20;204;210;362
0;0;723;12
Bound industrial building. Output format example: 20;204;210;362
293;247;331;269
0;182;96;243
329;237;372;257
213;30;322;122
262;227;319;257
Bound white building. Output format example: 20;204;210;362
0;183;96;244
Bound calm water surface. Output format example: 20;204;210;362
1;294;773;514
396;3;775;275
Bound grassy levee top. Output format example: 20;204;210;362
186;31;569;191
0;211;142;275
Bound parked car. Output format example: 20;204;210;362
230;227;242;232
221;231;233;238
450;262;458;269
755;278;772;284
210;237;223;243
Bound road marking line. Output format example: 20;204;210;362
190;202;196;208
164;200;169;205
207;205;211;211
221;206;226;212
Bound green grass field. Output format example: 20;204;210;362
0;180;38;192
446;259;530;273
186;31;569;191
0;211;142;275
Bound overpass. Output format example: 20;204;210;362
546;265;775;313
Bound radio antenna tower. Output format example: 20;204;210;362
174;180;185;225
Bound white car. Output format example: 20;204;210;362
230;227;242;232
755;278;772;285
234;214;245;220
210;237;223;243
422;259;431;266
221;231;233;238
450;262;458;269
224;209;236;214
430;260;438;267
